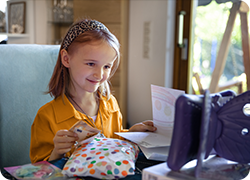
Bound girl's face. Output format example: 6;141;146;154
61;40;117;95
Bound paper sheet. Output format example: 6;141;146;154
151;84;185;136
115;132;171;148
117;85;185;161
140;146;170;161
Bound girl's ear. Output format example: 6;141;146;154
61;49;70;68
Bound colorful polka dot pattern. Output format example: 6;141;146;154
62;137;139;179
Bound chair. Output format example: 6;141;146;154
0;44;60;171
192;72;243;95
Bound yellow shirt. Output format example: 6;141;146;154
30;94;128;163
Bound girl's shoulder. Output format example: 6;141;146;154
36;99;55;114
37;95;68;114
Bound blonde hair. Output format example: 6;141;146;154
47;19;120;100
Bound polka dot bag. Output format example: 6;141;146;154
62;137;140;179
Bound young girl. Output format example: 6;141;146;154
30;19;156;163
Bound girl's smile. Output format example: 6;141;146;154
87;78;101;85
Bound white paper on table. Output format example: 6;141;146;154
115;132;170;161
115;132;171;148
139;145;170;161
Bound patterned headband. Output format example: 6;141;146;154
62;20;109;50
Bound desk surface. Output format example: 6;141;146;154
142;156;250;180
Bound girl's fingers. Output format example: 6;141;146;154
142;120;157;131
57;129;78;137
51;130;79;158
54;130;79;143
144;124;157;132
54;142;75;155
56;136;78;143
55;142;75;149
142;120;154;126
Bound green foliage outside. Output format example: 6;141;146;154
192;0;248;92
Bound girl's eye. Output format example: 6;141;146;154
87;63;95;67
104;65;111;69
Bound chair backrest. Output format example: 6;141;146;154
0;44;60;171
192;72;243;95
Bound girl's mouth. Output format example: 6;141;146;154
87;79;100;84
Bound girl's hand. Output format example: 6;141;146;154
49;130;78;161
129;120;157;132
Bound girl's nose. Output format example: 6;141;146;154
93;68;103;80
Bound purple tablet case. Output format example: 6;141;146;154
167;93;204;171
167;89;250;173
